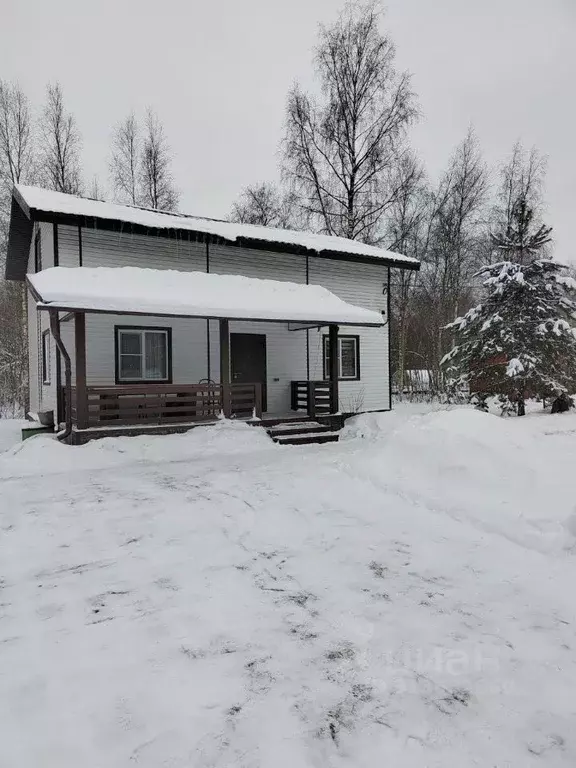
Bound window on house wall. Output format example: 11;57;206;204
323;335;360;380
115;327;171;383
42;329;51;385
34;230;42;272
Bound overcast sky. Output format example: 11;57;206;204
2;0;575;257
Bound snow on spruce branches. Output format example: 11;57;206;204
442;259;576;398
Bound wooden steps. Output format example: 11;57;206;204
266;420;340;446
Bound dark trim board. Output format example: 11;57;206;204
305;253;310;381
78;226;83;266
387;267;392;410
41;328;51;384
206;241;211;380
114;325;173;385
34;229;42;272
34;303;383;327
69;421;211;446
53;223;59;266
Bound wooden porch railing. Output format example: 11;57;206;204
291;380;335;418
63;382;263;428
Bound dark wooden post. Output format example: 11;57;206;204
291;381;297;411
253;383;263;418
328;324;339;413
75;312;88;429
219;319;231;417
307;381;317;418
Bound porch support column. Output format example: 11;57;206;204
75;311;88;429
219;318;231;417
328;324;339;414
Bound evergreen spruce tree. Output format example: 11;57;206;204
491;196;552;265
442;259;576;415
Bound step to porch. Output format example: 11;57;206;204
267;420;340;446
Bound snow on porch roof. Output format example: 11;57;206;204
14;184;419;270
28;267;385;327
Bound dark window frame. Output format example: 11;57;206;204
42;329;51;385
114;325;173;385
322;334;361;381
34;229;42;272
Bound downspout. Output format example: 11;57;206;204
306;253;310;381
387;268;392;411
49;309;72;442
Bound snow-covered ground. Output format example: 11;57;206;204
2;405;576;766
0;417;28;453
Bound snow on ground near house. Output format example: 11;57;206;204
0;418;28;454
2;408;576;766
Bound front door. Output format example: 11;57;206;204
230;333;267;412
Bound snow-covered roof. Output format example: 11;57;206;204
28;266;385;326
14;184;419;270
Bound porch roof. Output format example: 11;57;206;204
28;266;385;327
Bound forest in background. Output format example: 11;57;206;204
0;3;558;414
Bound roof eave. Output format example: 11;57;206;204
34;302;384;327
28;208;420;271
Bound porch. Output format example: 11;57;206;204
64;379;337;429
28;266;384;443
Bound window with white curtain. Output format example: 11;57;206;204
115;327;171;383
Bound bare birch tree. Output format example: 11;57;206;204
0;81;35;261
38;83;82;194
496;141;546;234
385;152;426;391
231;182;299;228
0;82;35;191
87;175;106;201
139;109;178;211
284;3;417;242
413;128;488;386
109;112;140;205
488;142;549;265
0;81;34;414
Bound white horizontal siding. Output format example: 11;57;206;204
27;224;57;415
209;243;306;283
27;230;39;413
79;228;206;271
208;320;307;415
52;228;390;417
307;258;390;412
80;315;208;387
39;222;55;269
27;291;39;413
58;224;80;267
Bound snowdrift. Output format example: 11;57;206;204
343;406;576;554
0;418;273;479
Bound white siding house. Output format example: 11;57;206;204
6;185;419;439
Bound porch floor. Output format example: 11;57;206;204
66;410;345;446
